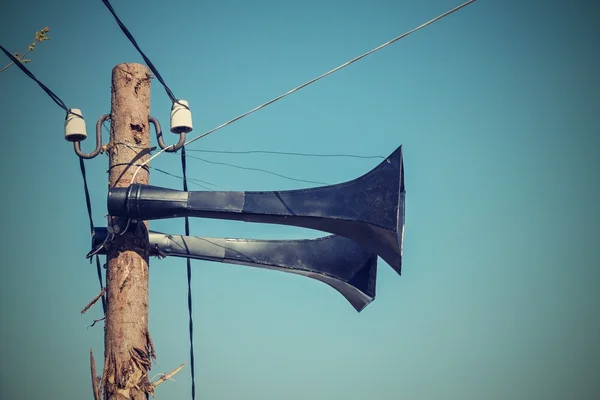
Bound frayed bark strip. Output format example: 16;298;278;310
81;288;107;314
90;349;101;400
129;350;145;371
146;331;156;362
100;350;111;399
130;347;151;369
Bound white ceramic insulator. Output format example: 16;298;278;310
64;108;87;142
170;100;193;134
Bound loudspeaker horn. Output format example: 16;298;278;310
108;146;405;274
91;227;377;312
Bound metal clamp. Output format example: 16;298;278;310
151;116;185;153
74;114;110;159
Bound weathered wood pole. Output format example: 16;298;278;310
103;62;154;400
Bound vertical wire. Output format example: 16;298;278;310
181;146;196;399
79;158;107;314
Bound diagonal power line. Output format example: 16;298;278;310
186;0;478;148
132;0;478;181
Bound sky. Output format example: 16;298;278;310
0;0;599;399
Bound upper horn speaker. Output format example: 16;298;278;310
108;146;406;274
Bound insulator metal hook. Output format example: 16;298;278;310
73;114;110;159
151;116;185;153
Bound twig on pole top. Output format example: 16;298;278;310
0;27;50;73
81;288;107;314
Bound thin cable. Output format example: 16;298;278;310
181;147;196;400
79;159;95;235
100;0;184;106
96;256;107;314
153;167;226;190
79;158;107;312
87;228;114;259
131;0;477;183
185;149;385;159
185;154;329;186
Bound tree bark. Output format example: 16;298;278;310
103;63;154;400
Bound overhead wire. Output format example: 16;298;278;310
0;45;81;117
100;0;185;107
0;44;106;313
180;147;196;400
132;0;478;176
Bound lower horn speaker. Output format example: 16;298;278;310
108;145;406;274
91;228;377;312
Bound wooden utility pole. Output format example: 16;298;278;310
102;63;154;400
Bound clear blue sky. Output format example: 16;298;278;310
1;0;598;399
